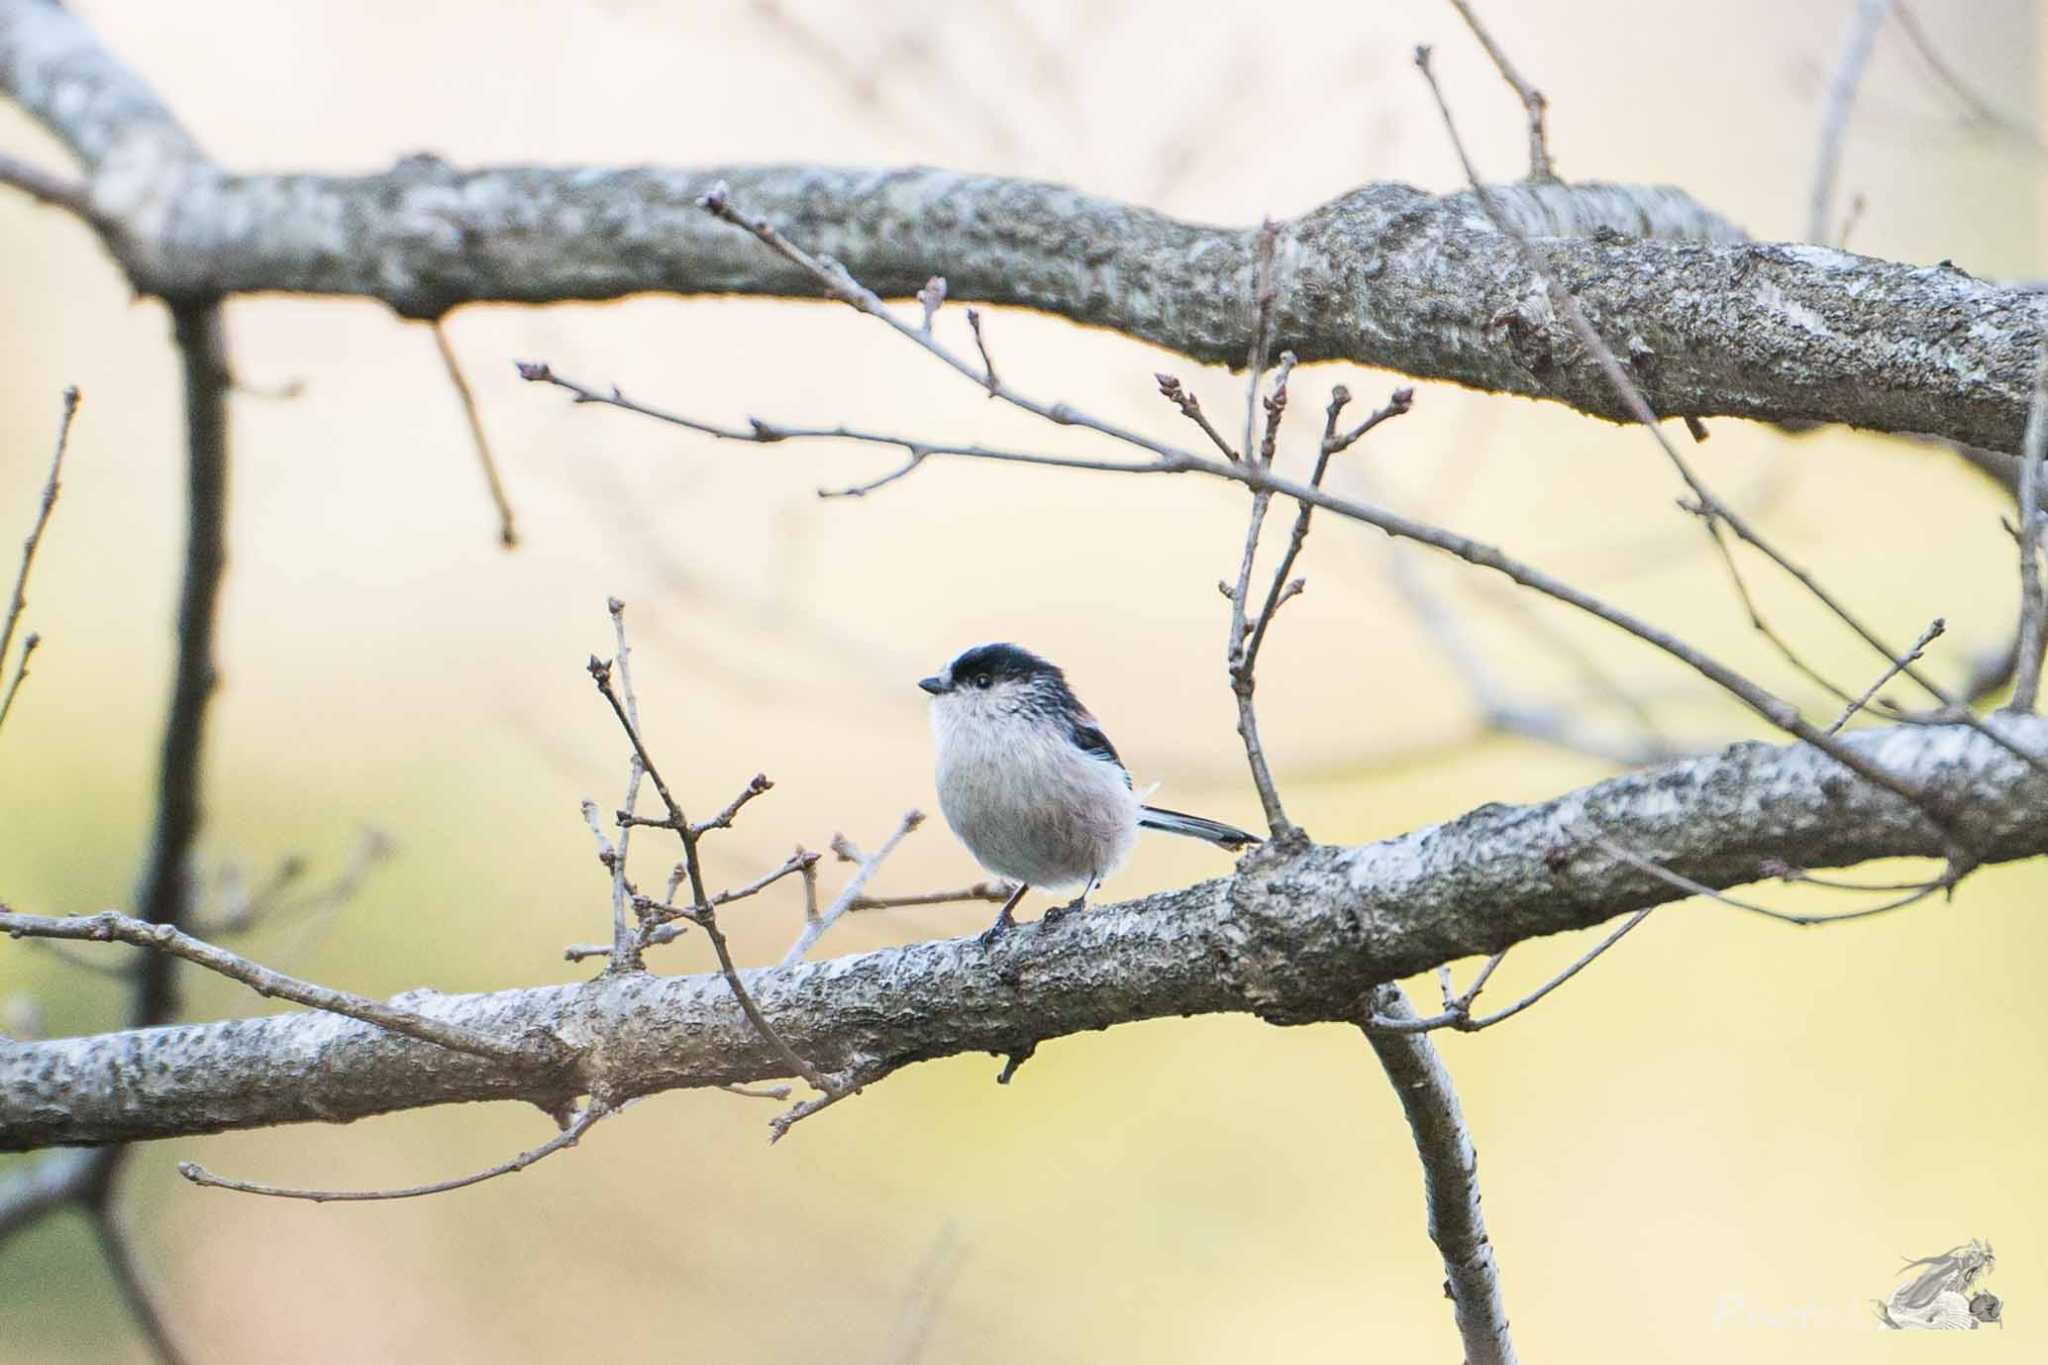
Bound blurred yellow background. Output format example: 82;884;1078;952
1;0;2043;1359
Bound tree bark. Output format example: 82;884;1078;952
1;0;2043;452
4;715;2042;1151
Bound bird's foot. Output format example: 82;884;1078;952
1040;897;1087;927
979;911;1015;947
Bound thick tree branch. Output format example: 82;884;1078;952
1;0;2043;452
3;716;2042;1151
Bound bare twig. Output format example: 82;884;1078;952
1413;46;2016;834
1366;907;1656;1034
721;1082;794;1101
180;1102;608;1202
2012;351;2048;712
1810;0;1897;244
430;319;518;548
1595;834;1957;928
1245;384;1413;670
1361;985;1518;1365
586;618;838;1099
599;598;646;973
1445;0;1554;180
0;907;531;1065
1154;373;1239;462
0;152;96;220
0;631;40;736
1828;618;1944;733
847;880;1013;912
1224;321;1290;834
781;812;925;965
0;387;81;735
966;307;999;393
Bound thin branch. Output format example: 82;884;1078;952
1154;373;1239;462
88;1204;190;1365
687;772;774;837
1412;46;2006;838
1224;328;1290;835
0;386;80;734
599;598;647;973
1366;907;1656;1034
0;907;531;1065
180;1102;608;1202
585;615;837;1098
430;319;518;548
1828;618;1944;733
847;880;1014;912
1594;834;1956;928
1361;986;1518;1365
2012;350;2048;711
1445;0;1554;180
0;631;40;736
1810;0;1897;243
781;812;925;965
519;362;1168;486
965;307;999;393
0;151;95;220
1244;384;1413;670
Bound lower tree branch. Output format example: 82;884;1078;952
3;716;2042;1151
1363;984;1516;1365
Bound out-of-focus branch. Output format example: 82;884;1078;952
1361;986;1517;1365
86;1205;189;1365
1809;0;1896;243
131;300;228;1028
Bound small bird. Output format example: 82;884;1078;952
919;642;1259;940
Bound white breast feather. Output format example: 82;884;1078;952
932;697;1139;889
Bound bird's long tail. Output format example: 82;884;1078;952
1138;805;1261;849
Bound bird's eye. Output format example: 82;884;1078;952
975;673;993;689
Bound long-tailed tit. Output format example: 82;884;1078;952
920;643;1259;940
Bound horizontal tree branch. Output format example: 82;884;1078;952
2;0;2044;452
3;716;2043;1152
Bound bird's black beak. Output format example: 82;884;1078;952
918;675;948;696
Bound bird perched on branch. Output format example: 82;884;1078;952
920;643;1259;941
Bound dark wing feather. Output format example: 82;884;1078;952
1069;713;1133;787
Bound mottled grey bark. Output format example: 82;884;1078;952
3;716;2042;1152
2;0;2045;451
1364;986;1516;1365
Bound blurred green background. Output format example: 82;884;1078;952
1;0;2043;1359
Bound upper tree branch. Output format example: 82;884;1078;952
4;715;2043;1151
0;0;2042;451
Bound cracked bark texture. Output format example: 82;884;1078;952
3;0;2045;452
4;716;2043;1151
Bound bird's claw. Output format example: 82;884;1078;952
1040;899;1085;927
